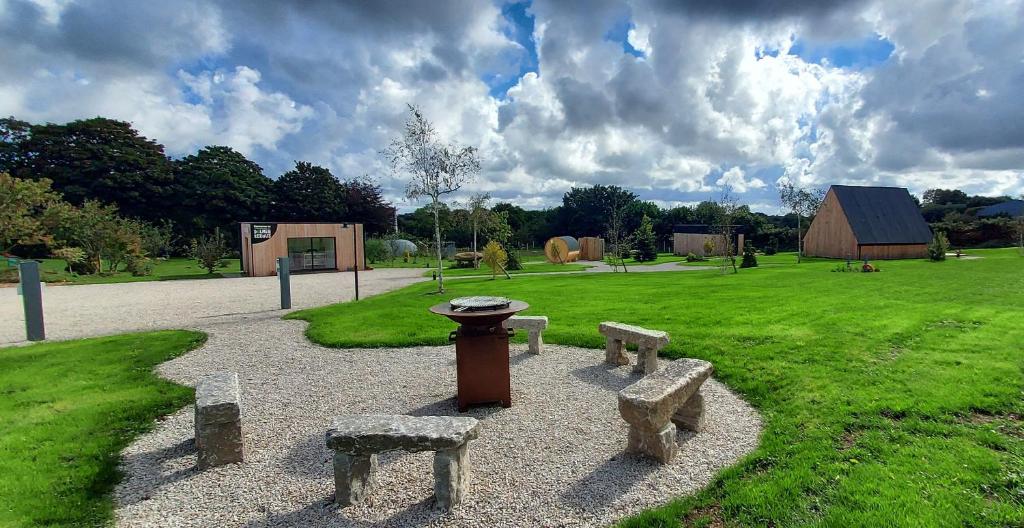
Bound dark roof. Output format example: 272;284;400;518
977;200;1024;218
831;185;932;244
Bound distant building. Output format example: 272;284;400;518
976;199;1024;218
672;224;746;257
804;185;932;259
239;222;365;277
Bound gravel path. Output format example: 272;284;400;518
115;317;762;528
0;268;425;345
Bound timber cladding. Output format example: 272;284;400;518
804;185;932;260
239;222;365;277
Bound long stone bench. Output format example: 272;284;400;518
599;321;670;374
617;358;713;463
503;315;549;354
194;372;244;469
326;414;481;509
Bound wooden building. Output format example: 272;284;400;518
672;225;745;257
804;185;932;259
239;222;365;277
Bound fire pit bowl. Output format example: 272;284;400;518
429;296;529;411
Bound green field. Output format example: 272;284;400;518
0;331;205;527
289;248;1024;527
4;258;242;285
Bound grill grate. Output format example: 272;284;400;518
449;296;512;312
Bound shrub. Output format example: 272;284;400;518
740;241;758;268
52;246;85;276
481;240;507;279
703;238;715;256
764;240;778;255
685;252;705;262
364;238;388;264
190;230;229;274
125;254;154;276
928;232;949;261
632;215;657;262
505;247;522;270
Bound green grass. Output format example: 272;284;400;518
289;248;1024;527
0;331;205;527
22;258;242;285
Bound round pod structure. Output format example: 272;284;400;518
386;239;418;257
544;236;581;263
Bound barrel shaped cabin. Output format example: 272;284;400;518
239;222;365;277
544;236;581;263
804;185;932;260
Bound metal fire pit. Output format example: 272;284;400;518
430;296;529;412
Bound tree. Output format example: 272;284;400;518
482;240;509;280
51;246;85;275
740;241;758;268
272;161;348;222
716;192;740;274
385;104;479;293
0;117;31;172
340;176;395;236
633;214;657;262
468;193;491;268
559;185;639;237
190;230;229;274
604;190;632;272
140;220;177;259
7;118;175;223
928;232;949;261
52;200;123;274
923;189;969;205
175;146;272;241
0;173;62;256
777;181;824;263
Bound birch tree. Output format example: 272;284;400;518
468;192;491;268
778;181;825;263
385;104;479;293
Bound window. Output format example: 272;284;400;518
286;237;337;271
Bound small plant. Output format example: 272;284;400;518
481;240;508;279
928;232;949;261
764;240;778;256
505;246;522;270
190;230;229;274
364;238;388;264
52;246;85;276
740;241;758;268
685;252;705;262
125;253;154;276
703;238;715;256
632;214;657;262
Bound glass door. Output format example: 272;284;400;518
286;237;337;272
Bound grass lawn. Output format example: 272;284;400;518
0;331;205;527
8;257;243;285
289;248;1024;527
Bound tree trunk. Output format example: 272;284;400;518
433;199;444;293
796;215;802;264
472;221;479;269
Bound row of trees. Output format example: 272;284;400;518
0;117;396;251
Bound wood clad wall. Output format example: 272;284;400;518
240;223;365;277
803;189;859;259
859;244;928;259
673;233;728;257
578;237;605;260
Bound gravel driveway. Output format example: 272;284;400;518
114;317;762;528
0;268;426;345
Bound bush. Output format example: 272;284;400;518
685;252;705;262
740;242;758;268
481;240;508;279
125;254;154;276
764;241;778;255
928;232;949;261
505;247;522;270
51;246;85;276
364;238;388;264
190;230;229;274
632;215;657;262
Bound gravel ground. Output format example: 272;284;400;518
0;268;425;345
115;317;762;528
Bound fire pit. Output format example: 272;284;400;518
430;296;529;412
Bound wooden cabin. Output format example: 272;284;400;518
239;222;365;277
804;185;932;259
672;225;745;257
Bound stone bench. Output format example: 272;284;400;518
599;321;670;374
326;414;481;509
194;372;244;469
617;358;713;463
503;315;549;354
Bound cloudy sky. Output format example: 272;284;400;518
2;0;1022;212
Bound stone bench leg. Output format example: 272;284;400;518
433;443;470;509
196;419;244;469
672;391;706;432
605;337;629;365
626;422;677;464
334;452;377;506
527;330;544;355
634;345;659;374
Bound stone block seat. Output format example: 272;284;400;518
194;372;244;469
326;414;481;509
599;321;670;374
503;315;549;354
617;358;713;463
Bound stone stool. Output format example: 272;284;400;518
503;315;549;354
598;321;670;374
194;372;244;469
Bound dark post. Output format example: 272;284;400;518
353;224;360;301
19;260;45;341
278;257;291;309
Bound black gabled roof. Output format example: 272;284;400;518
831;185;932;244
977;200;1024;218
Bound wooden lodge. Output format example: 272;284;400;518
803;185;932;260
239;222;365;277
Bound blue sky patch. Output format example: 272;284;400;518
605;15;645;58
486;0;539;99
789;34;895;68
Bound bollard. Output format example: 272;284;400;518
19;261;45;341
277;257;291;309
